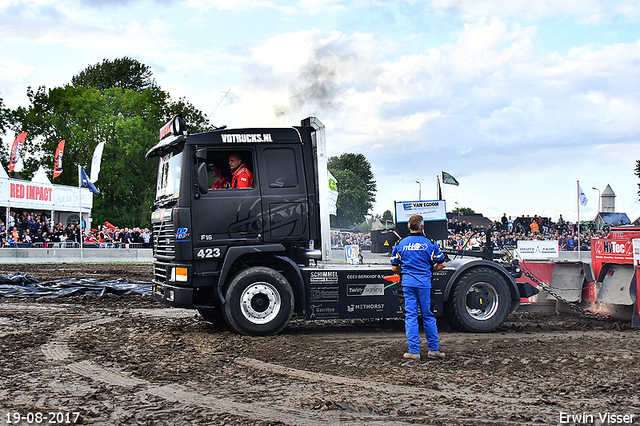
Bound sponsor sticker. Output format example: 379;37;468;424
347;284;384;297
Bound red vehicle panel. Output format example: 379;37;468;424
590;227;640;280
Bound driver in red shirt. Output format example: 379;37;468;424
229;153;254;189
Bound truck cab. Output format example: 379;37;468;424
147;116;524;336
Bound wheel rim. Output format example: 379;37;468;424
240;282;281;325
464;282;499;321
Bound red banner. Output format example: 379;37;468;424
53;140;65;178
8;132;27;172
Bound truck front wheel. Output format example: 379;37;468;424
223;266;294;336
448;267;510;332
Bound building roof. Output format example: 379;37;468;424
447;213;493;229
597;212;630;226
602;184;615;197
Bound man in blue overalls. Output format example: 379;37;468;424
391;214;447;360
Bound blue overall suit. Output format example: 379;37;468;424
390;233;446;354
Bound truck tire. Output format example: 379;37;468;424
223;266;294;336
447;266;510;332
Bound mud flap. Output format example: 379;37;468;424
550;263;589;303
595;264;634;305
517;282;539;298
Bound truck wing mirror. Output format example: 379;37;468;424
195;148;208;161
197;162;209;194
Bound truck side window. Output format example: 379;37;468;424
264;148;298;188
199;150;255;191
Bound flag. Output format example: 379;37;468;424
53;140;65;178
8;132;27;172
328;170;338;216
80;167;99;194
91;142;105;183
578;184;588;207
442;171;459;186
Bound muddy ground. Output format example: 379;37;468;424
0;263;639;425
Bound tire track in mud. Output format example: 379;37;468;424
235;356;538;404
38;309;417;426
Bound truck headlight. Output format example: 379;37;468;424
171;267;188;282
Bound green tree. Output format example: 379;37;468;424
328;153;376;201
381;209;394;225
328;153;376;228
71;57;156;91
451;207;475;215
13;58;212;228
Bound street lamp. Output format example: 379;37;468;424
416;180;421;200
592;187;601;213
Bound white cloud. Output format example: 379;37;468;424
429;0;640;22
2;1;640;222
185;0;276;11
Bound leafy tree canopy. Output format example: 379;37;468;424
328;152;377;228
12;58;213;228
71;57;156;92
328;153;376;200
382;209;394;224
452;207;476;215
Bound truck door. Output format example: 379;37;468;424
257;146;308;243
192;149;263;245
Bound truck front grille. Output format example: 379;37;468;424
153;221;175;257
154;262;169;284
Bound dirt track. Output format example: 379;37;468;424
1;264;639;425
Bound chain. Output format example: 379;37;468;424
520;268;611;320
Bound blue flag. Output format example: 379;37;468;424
80;167;99;194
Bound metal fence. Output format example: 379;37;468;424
13;242;147;249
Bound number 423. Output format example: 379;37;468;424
196;248;221;258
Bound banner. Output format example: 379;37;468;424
345;245;360;265
516;240;559;259
8;132;27;172
442;171;459;186
80;167;99;194
394;200;447;223
53;140;65;178
327;170;338;216
91;142;105;183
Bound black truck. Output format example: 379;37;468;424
146;115;529;336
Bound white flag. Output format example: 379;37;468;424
90;142;105;183
327;170;338;216
578;184;588;207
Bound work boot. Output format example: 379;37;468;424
403;352;420;360
427;350;445;360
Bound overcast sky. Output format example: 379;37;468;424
2;0;640;223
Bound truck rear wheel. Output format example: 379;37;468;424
223;266;294;336
448;267;510;332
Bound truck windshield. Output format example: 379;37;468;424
156;152;182;202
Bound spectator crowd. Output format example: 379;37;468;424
0;211;151;248
0;210;622;252
330;213;617;254
331;230;372;250
445;213;611;252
